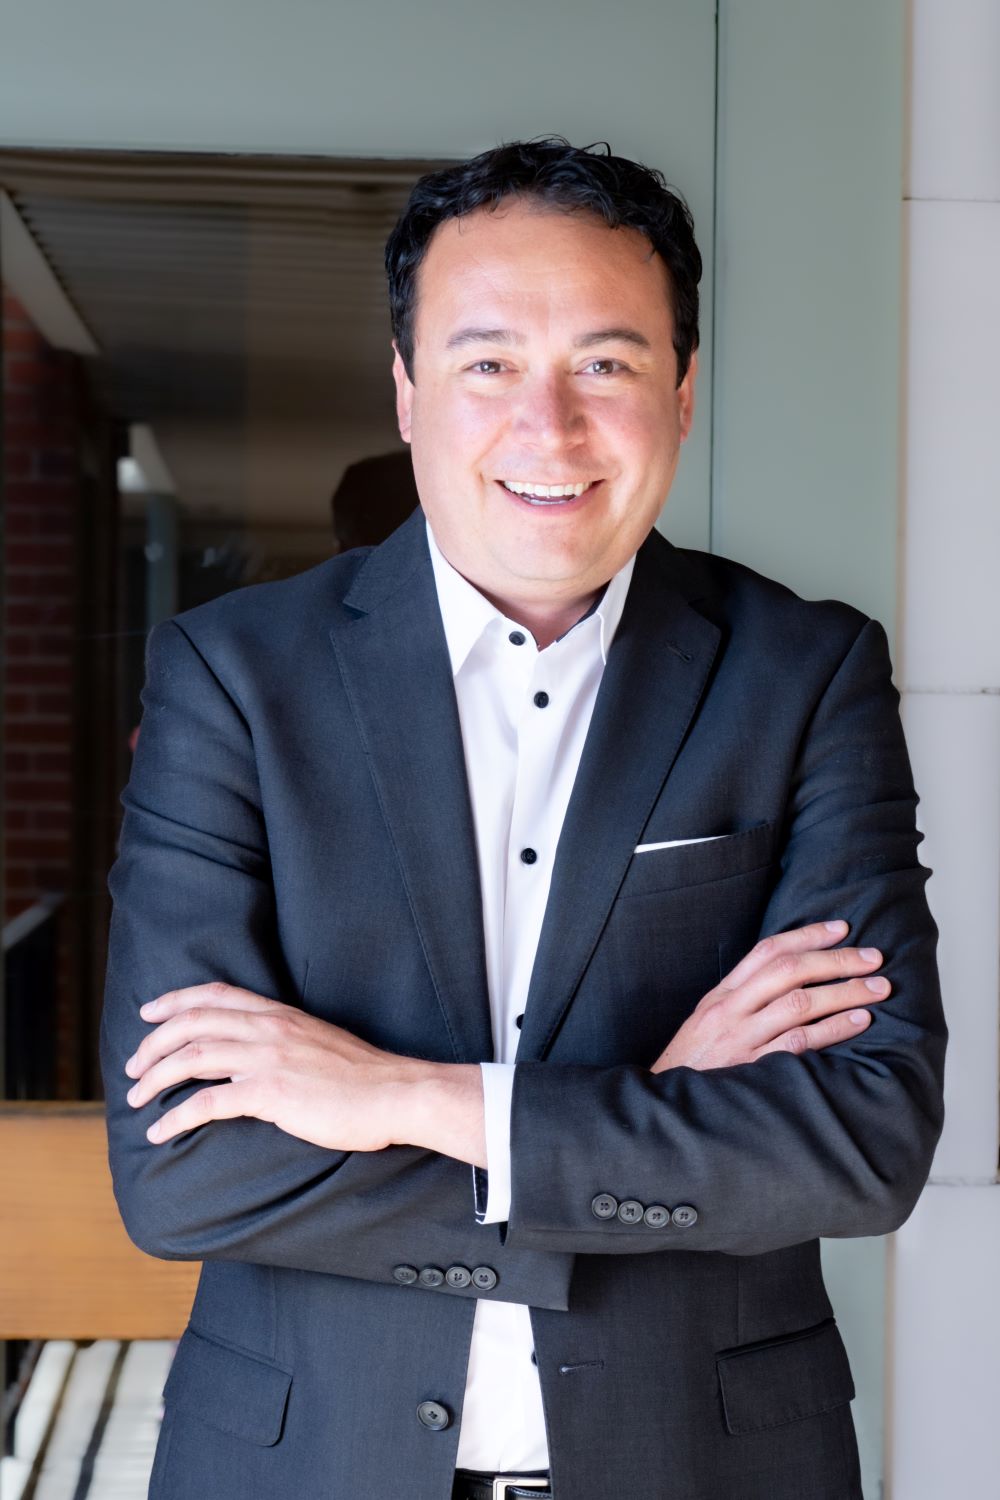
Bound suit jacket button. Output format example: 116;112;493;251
591;1193;618;1219
672;1204;698;1228
471;1265;498;1290
418;1266;445;1287
417;1400;451;1431
446;1265;472;1288
617;1199;644;1224
643;1204;670;1228
393;1265;418;1285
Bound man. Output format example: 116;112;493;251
101;139;946;1500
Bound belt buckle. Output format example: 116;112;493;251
492;1479;549;1500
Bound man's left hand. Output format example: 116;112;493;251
123;982;457;1154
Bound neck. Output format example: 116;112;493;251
475;582;604;650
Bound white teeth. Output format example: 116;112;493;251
501;480;592;500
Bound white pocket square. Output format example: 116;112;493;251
634;835;727;854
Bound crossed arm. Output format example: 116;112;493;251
102;615;946;1289
121;922;893;1166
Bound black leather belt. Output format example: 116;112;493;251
452;1469;552;1499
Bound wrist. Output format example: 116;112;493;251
389;1058;487;1168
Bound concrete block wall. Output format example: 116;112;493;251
887;3;1000;1495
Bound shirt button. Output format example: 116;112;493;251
591;1193;619;1220
617;1199;644;1225
672;1204;699;1228
533;691;549;708
471;1265;498;1290
393;1264;418;1285
515;1013;524;1029
416;1400;451;1431
418;1266;445;1287
509;630;526;646
520;847;538;865
445;1265;472;1288
643;1204;670;1228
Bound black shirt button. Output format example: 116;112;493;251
643;1204;670;1228
508;630;526;646
393;1264;418;1285
471;1265;498;1290
591;1193;619;1220
520;847;538;865
533;691;549;708
672;1204;698;1228
418;1266;445;1287
416;1400;451;1431
617;1199;644;1225
515;1013;524;1029
530;1349;538;1366
445;1265;471;1288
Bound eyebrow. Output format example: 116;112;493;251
443;325;652;351
444;327;525;350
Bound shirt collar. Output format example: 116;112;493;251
425;517;635;679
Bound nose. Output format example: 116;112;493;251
512;371;587;451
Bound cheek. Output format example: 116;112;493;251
412;388;507;464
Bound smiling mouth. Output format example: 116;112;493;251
498;479;600;506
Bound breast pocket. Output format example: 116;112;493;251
619;818;778;900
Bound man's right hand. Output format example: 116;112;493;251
650;919;891;1074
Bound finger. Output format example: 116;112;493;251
146;1079;258;1143
126;1004;284;1079
139;981;281;1023
744;974;891;1051
724;941;886;1016
127;1038;262;1110
751;1006;874;1061
718;920;849;994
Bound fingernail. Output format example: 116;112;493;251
126;1084;138;1104
140;1000;158;1017
825;920;847;932
147;1121;162;1141
124;1055;137;1075
850;1010;869;1024
865;977;890;994
860;947;881;962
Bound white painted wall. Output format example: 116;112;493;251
888;3;1000;1496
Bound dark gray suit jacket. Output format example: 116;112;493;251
100;508;946;1500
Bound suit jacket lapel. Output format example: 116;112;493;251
329;512;494;1064
515;532;722;1063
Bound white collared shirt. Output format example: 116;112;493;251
425;519;635;1471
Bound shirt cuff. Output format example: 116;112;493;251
475;1062;516;1223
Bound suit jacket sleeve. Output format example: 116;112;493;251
99;617;572;1310
502;616;948;1258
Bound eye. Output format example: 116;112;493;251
467;359;506;375
581;358;628;376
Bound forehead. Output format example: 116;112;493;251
414;197;673;334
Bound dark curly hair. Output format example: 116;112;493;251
385;136;702;388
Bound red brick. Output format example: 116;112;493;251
4;448;34;477
6;835;71;861
33;751;72;774
6;601;74;629
4;480;75;505
31;808;72;832
5;662;72;687
2;326;43;354
5;542;74;568
4;720;70;746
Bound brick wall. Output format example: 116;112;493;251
3;285;83;1095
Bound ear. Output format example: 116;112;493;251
677;349;698;442
391;342;414;444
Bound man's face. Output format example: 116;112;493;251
391;195;697;614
